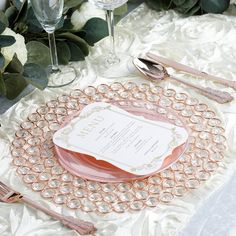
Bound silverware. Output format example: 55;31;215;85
0;181;96;235
147;52;236;90
133;57;234;104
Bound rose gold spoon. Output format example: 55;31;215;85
0;181;96;235
133;58;233;104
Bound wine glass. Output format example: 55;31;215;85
30;0;76;88
89;0;130;78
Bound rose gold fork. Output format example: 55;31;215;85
0;181;96;235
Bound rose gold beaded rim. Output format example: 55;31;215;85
11;82;227;214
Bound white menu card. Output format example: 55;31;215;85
53;102;188;175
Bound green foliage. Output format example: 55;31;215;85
114;3;128;15
57;42;71;65
26;41;51;67
0;53;5;69
0;0;109;99
0;49;48;99
2;73;28;99
23;63;48;90
64;0;84;13
0;35;16;47
78;18;109;46
145;0;173;11
10;0;108;67
185;4;201;16
67;42;85;61
145;0;231;15
5;6;18;26
0;11;8;26
0;21;6;34
201;0;230;13
25;7;43;33
174;0;199;14
11;0;24;11
0;75;7;95
58;32;89;56
5;54;23;73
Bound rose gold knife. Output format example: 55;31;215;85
147;52;236;90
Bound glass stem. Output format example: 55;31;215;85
48;32;59;72
105;10;119;64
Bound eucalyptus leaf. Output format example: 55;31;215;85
5;54;23;73
0;35;16;47
64;0;84;13
175;0;198;14
58;32;89;56
57;42;71;65
26;41;51;67
26;7;43;33
11;0;24;10
0;53;5;69
185;3;201;16
201;0;230;13
0;11;8;26
67;41;85;61
14;0;28;24
0;76;6;96
173;0;186;6
0;21;6;34
79;18;108;46
61;18;74;31
3;73;28;99
23;63;48;90
5;6;18;26
145;0;173;11
114;3;128;15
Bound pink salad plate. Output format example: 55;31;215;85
54;101;189;182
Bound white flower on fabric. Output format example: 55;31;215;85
71;2;106;30
1;27;28;66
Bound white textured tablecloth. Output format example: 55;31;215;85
1;3;236;236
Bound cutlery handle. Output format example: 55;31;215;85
202;72;236;90
170;76;234;104
147;52;236;90
22;196;96;235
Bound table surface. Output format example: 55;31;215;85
1;2;236;236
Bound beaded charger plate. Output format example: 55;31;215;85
11;82;226;214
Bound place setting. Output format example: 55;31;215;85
9;78;227;233
1;32;233;236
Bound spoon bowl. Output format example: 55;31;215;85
133;57;168;81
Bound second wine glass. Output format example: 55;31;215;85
89;0;129;78
30;0;76;88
